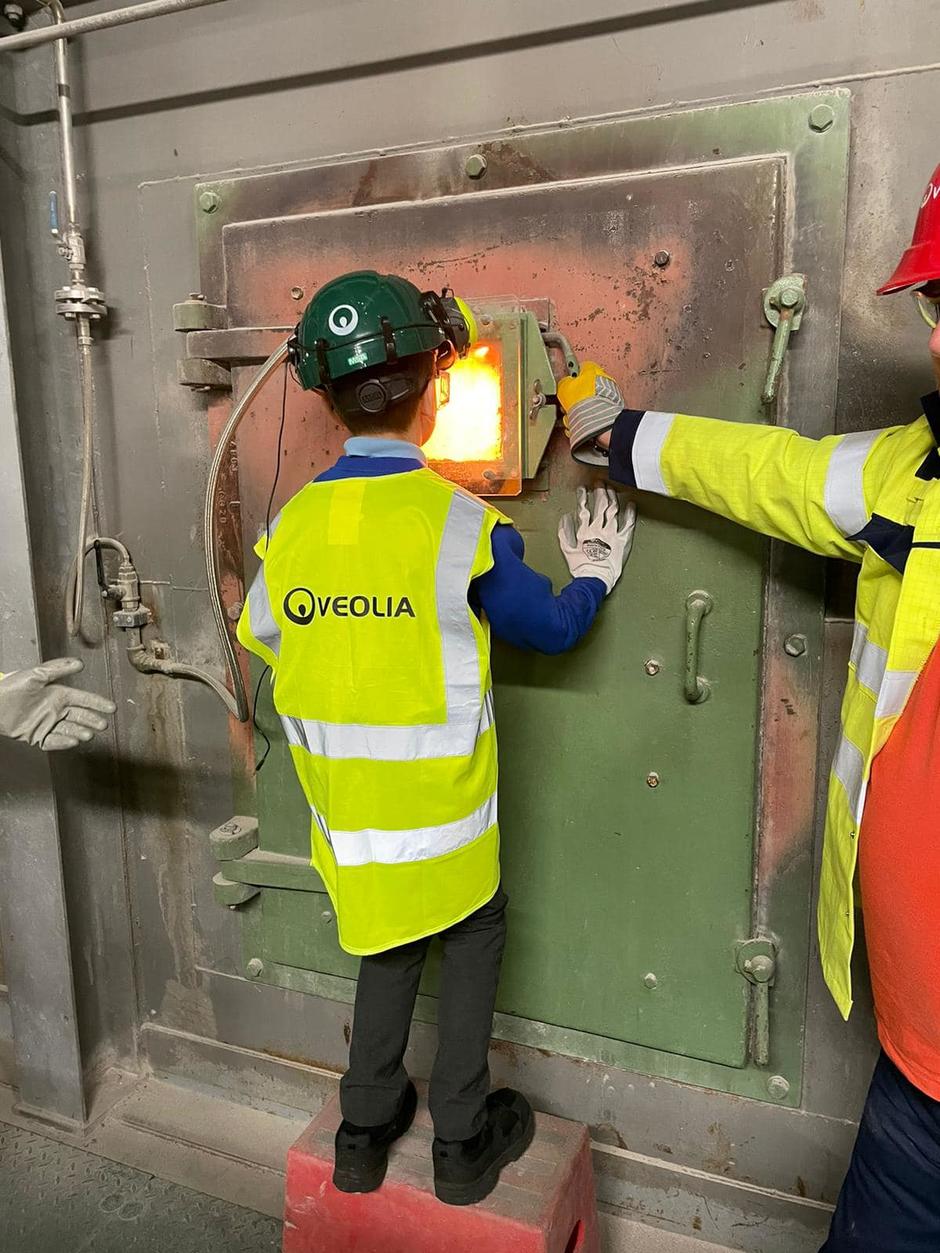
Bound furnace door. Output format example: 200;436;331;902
230;159;776;1072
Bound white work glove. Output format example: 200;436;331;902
558;486;636;595
0;658;116;751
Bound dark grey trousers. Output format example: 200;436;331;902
339;887;508;1142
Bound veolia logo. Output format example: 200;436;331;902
922;182;940;209
327;304;359;335
283;587;416;625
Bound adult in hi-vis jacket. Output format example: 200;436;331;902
558;162;940;1252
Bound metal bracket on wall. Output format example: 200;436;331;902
736;937;778;1067
210;815;261;908
173;292;232;389
208;814;321;907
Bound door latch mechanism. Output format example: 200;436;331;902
736;938;778;1067
762;274;807;405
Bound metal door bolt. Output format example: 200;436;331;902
784;633;807;657
646;771;661;788
199;190;221;214
321;910;334;923
644;659;661;676
246;958;264;978
290;286;305;301
767;1075;790;1100
643;973;658;990
653;250;671;268
809;105;834;132
465;153;487;179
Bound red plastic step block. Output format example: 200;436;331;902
283;1091;600;1253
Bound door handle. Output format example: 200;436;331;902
762;274;807;405
684;591;713;704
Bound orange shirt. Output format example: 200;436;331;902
859;636;940;1100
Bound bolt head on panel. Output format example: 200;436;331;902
808;104;834;133
465;153;487;179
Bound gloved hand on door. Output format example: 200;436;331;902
557;361;625;466
558;486;636;594
0;657;116;751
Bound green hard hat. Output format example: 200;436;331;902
290;270;472;392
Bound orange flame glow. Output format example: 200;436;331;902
424;344;503;463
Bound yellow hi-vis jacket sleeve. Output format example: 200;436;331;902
606;408;899;561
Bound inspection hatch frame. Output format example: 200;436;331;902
182;89;849;1106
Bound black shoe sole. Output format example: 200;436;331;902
433;1105;536;1207
333;1086;418;1194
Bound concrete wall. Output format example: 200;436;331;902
0;0;935;1244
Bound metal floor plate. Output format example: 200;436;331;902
0;1121;282;1253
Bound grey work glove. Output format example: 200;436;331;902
0;657;116;751
558;486;637;595
557;361;625;466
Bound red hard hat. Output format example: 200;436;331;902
878;162;940;295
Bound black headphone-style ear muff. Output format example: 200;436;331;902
421;288;472;371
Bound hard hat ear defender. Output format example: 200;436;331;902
422;289;478;370
287;277;477;397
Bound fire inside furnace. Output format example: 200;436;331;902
424;344;503;463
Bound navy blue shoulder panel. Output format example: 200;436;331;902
850;513;914;573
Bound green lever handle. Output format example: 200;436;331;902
684;590;713;704
762;275;807;405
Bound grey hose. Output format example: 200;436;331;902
65;325;95;636
203;341;290;724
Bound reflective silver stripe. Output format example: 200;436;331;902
321;791;498;868
247;566;280;657
875;669;918;719
824;431;879;538
281;690;495;762
280;493;489;761
848;623;918;718
832;732;865;822
632;412;676;495
849;622;887;696
437;492;487;718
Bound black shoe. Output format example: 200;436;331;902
333;1081;418;1193
432;1088;535;1206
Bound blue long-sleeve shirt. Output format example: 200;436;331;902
314;438;605;653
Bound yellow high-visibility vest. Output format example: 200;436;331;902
237;468;506;955
617;401;940;1018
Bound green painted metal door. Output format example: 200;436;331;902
227;156;782;1071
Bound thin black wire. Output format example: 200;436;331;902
252;664;272;773
265;361;290;546
251;362;290;772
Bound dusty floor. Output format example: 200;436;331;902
0;1120;282;1253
